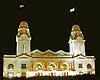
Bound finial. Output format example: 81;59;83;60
19;21;28;28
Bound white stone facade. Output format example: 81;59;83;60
3;21;95;78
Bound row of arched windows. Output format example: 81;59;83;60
35;63;69;70
7;63;92;70
7;63;69;70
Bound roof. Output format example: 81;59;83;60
31;49;71;57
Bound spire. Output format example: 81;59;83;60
17;21;31;38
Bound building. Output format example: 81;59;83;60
3;21;95;78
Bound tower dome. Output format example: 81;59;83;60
19;21;28;28
72;24;80;31
17;21;31;38
71;24;84;40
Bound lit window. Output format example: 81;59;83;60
78;64;83;68
61;64;68;70
36;64;43;70
49;63;56;70
21;64;26;69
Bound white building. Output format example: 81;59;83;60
3;21;95;78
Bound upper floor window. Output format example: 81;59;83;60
78;64;83;68
21;64;26;69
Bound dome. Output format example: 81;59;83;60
19;21;28;28
72;24;80;31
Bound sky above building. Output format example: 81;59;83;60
0;1;99;57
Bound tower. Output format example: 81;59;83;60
69;24;86;56
16;21;31;56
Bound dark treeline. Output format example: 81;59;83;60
1;74;95;80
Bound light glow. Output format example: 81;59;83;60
19;5;24;8
70;8;75;12
8;72;13;78
26;70;78;77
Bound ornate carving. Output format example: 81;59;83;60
17;21;31;38
19;21;28;28
71;24;84;40
72;24;80;31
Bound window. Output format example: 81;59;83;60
8;64;14;69
87;64;92;68
78;64;83;68
21;64;26;69
61;64;68;70
49;63;56;70
36;64;43;70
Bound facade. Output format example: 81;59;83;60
3;21;95;78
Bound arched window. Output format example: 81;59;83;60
87;64;92;68
61;64;68;70
49;63;56;70
36;63;43;70
8;64;14;69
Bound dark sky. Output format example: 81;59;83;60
15;1;98;57
0;1;99;57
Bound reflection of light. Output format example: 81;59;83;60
19;5;24;8
55;71;63;76
8;72;13;78
68;71;77;76
38;70;42;72
26;70;78;77
16;73;20;77
42;71;50;76
27;71;35;77
52;70;56;72
70;8;75;12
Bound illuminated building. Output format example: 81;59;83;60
3;21;95;78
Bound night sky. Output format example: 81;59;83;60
0;1;99;56
0;0;99;77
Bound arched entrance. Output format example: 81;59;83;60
35;63;43;76
49;63;56;70
61;63;69;70
61;63;69;76
48;63;56;76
